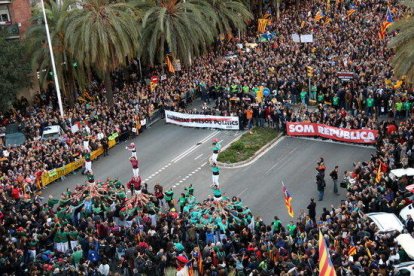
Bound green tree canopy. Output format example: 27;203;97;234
26;0;87;106
388;0;414;82
198;0;252;35
0;35;31;110
135;0;217;66
62;0;141;105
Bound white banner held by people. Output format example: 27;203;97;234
165;110;239;130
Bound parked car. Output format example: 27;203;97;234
366;212;404;233
41;125;64;140
394;261;414;275
400;204;414;222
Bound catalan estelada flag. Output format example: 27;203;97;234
319;231;337;276
374;163;382;183
257;18;268;33
348;239;357;256
282;182;294;217
378;7;394;40
165;55;175;73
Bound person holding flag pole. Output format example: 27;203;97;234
281;181;295;218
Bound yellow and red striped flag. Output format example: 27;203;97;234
257;18;268;33
375;162;383;183
165;55;175;73
319;230;337;276
347;9;356;17
282;182;294;218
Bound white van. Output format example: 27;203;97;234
396;234;414;260
366;212;404;233
41;125;65;140
394;261;414;275
400;204;414;222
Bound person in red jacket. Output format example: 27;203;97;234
130;156;139;177
11;185;21;201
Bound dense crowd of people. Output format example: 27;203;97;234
1;0;414;275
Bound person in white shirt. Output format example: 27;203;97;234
98;259;110;276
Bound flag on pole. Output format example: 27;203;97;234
348;238;357;256
319;230;337;276
375;163;382;183
165;55;175;73
281;182;294;217
378;7;394;40
258;18;268;33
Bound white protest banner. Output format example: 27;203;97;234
165;110;239;130
300;34;314;43
291;33;300;43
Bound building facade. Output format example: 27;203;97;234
0;0;32;39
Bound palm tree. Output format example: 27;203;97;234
203;0;252;36
26;0;85;106
134;0;217;66
62;0;140;106
388;1;414;82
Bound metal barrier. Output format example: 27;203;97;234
148;109;163;126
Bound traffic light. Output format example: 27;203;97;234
306;66;314;77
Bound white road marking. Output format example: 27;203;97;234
172;185;176;188
172;131;219;163
264;147;298;175
201;162;207;166
194;154;204;160
237;188;248;197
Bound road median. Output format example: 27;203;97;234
217;127;282;168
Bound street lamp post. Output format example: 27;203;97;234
40;0;65;119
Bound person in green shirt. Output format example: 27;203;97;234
271;216;283;233
300;90;308;106
286;221;297;236
332;95;339;109
212;185;222;201
365;95;374;116
310;85;317;100
184;184;194;197
71;246;83;266
164;188;174;208
317;92;325;104
211;164;220;187
54;227;69;253
404;100;412;118
242;85;250;94
178;193;187;213
395;100;403;119
47;196;60;208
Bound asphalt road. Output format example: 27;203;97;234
41;120;243;198
43;121;374;225
163;136;375;224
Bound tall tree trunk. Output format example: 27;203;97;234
104;71;113;106
67;72;76;107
